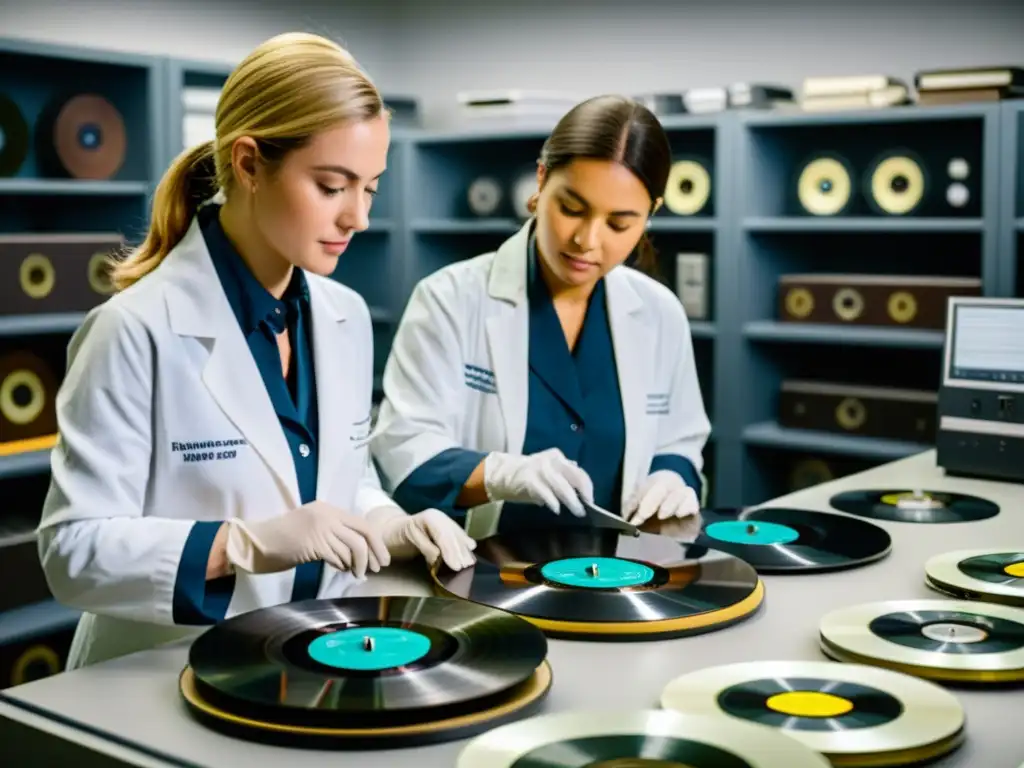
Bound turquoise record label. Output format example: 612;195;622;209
706;520;800;546
306;627;431;671
540;556;654;588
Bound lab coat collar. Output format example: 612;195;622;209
162;217;305;506
487;217;645;318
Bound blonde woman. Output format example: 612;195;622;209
36;32;475;669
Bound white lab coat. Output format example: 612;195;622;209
36;214;393;669
371;221;711;539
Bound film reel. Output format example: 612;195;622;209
796;155;852;216
511;172;536;219
664;159;711;216
0;93;30;177
784;287;814;319
88;251;115;296
831;287;864;321
467;176;503;217
36;93;127;180
19;253;55;300
0;351;58;443
867;152;925;216
887;291;917;323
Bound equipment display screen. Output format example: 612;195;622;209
950;304;1024;383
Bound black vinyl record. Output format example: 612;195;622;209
829;488;999;523
0;93;29;177
695;507;891;573
187;596;547;730
432;526;764;640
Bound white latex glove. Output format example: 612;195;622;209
483;448;594;517
369;506;477;571
624;470;700;526
224;501;391;579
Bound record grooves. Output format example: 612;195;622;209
925;549;1024;607
431;525;764;640
179;596;553;748
695;507;891;573
660;660;966;767
829;488;1000;523
819;599;1024;684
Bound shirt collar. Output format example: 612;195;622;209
199;204;310;336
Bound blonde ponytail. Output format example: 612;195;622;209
109;31;384;293
110;141;216;291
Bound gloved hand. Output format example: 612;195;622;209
624;471;700;526
224;501;391;578
369;506;477;571
483;448;593;517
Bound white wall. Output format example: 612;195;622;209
2;0;1022;128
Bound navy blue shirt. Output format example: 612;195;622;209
172;204;323;625
391;232;702;534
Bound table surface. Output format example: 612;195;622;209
2;449;1024;768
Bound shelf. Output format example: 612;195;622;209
411;218;522;235
0;313;87;337
650;218;718;232
740;102;996;127
0;179;150;196
743;321;945;349
742;217;984;233
742;421;931;461
689;321;716;339
0;450;52;481
0;600;80;646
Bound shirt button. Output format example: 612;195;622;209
299;443;311;458
275;308;282;315
570;423;579;432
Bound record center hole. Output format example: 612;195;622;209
818;178;833;193
921;622;988;644
1004;562;1024;578
765;691;853;718
890;175;909;193
12;385;33;408
678;179;693;194
29;267;46;285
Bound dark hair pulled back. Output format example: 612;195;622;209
538;94;672;279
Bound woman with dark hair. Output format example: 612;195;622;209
371;95;711;538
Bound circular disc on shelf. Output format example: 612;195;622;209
925;548;1024;606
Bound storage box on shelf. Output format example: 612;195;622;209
727;103;1002;506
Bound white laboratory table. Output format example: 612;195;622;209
1;449;1022;767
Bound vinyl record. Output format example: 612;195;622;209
695;506;891;573
925;548;1024;606
432;526;764;640
36;93;127;180
660;660;965;767
186;596;548;729
829;488;999;523
511;171;536;219
820;598;1024;683
866;152;926;215
457;709;832;768
467;176;503;217
180;660;551;750
0;93;30;177
664;159;711;216
796;155;852;216
0;351;58;444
